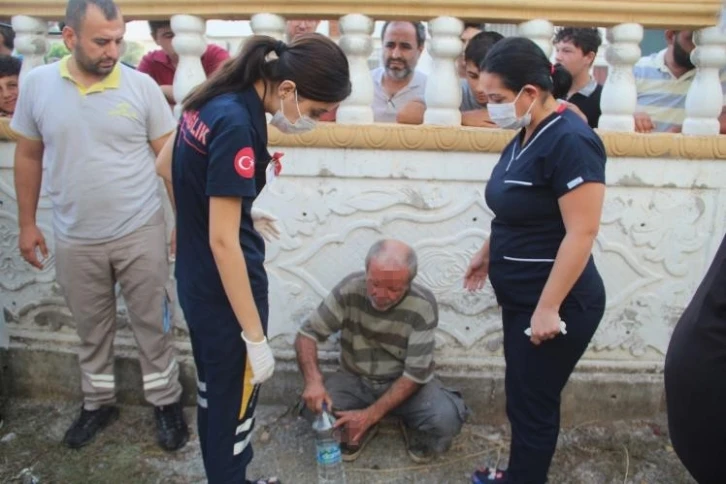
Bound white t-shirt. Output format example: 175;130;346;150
370;67;427;123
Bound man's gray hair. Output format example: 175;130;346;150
66;0;120;32
364;240;418;282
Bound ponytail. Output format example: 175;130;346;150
182;36;281;112
182;33;351;113
551;63;573;100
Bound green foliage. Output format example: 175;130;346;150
43;40;146;68
45;41;70;63
121;41;145;68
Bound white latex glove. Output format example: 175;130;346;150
241;332;276;384
524;320;567;337
251;207;281;242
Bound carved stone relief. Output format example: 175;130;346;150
2;152;724;369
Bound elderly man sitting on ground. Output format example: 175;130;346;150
295;239;469;463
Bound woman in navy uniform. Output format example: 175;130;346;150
464;37;607;483
665;232;726;484
156;34;351;484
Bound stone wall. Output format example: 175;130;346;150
2;138;725;423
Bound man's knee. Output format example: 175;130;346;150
406;383;467;437
429;397;465;437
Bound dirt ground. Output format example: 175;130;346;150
0;398;695;484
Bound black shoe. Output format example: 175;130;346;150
399;421;437;464
63;405;119;449
154;402;188;451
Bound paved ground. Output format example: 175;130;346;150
0;398;695;484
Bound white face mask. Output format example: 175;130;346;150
269;90;317;134
487;88;536;130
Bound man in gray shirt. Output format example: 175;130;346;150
12;0;187;451
371;21;428;124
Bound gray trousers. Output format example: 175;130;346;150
310;371;469;453
55;209;182;410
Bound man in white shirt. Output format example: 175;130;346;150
371;21;428;124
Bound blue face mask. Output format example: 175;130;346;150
269;90;317;134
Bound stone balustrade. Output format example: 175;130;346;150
4;0;726;131
1;0;726;421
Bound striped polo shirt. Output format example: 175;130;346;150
634;49;726;132
299;271;438;384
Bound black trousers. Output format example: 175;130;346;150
502;296;605;483
181;296;268;484
665;233;726;484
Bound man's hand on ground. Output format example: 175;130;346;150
333;408;380;444
302;381;332;414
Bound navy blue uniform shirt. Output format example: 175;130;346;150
485;107;606;310
173;89;271;305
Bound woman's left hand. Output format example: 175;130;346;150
529;306;562;345
251;207;281;242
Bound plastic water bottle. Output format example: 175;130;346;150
313;403;346;484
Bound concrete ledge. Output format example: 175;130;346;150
3;347;665;426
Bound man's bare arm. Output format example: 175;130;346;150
295;333;324;385
368;376;421;421
14;137;44;227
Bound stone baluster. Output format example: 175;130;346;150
250;14;286;40
518;19;554;58
336;14;375;124
12;16;48;83
171;15;207;118
423;17;463;126
598;23;643;132
682;27;726;135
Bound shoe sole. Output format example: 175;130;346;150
406;449;434;465
341;424;379;462
64;407;120;450
160;432;189;452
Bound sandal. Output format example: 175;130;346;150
340;424;379;462
471;466;507;483
399;420;437;464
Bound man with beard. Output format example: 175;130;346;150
11;0;187;451
633;30;726;133
371;21;428;124
294;240;468;463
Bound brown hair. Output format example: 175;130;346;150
183;33;351;112
65;0;119;32
148;20;171;39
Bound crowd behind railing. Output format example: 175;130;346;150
2;14;725;136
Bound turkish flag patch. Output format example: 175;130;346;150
234;147;255;179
